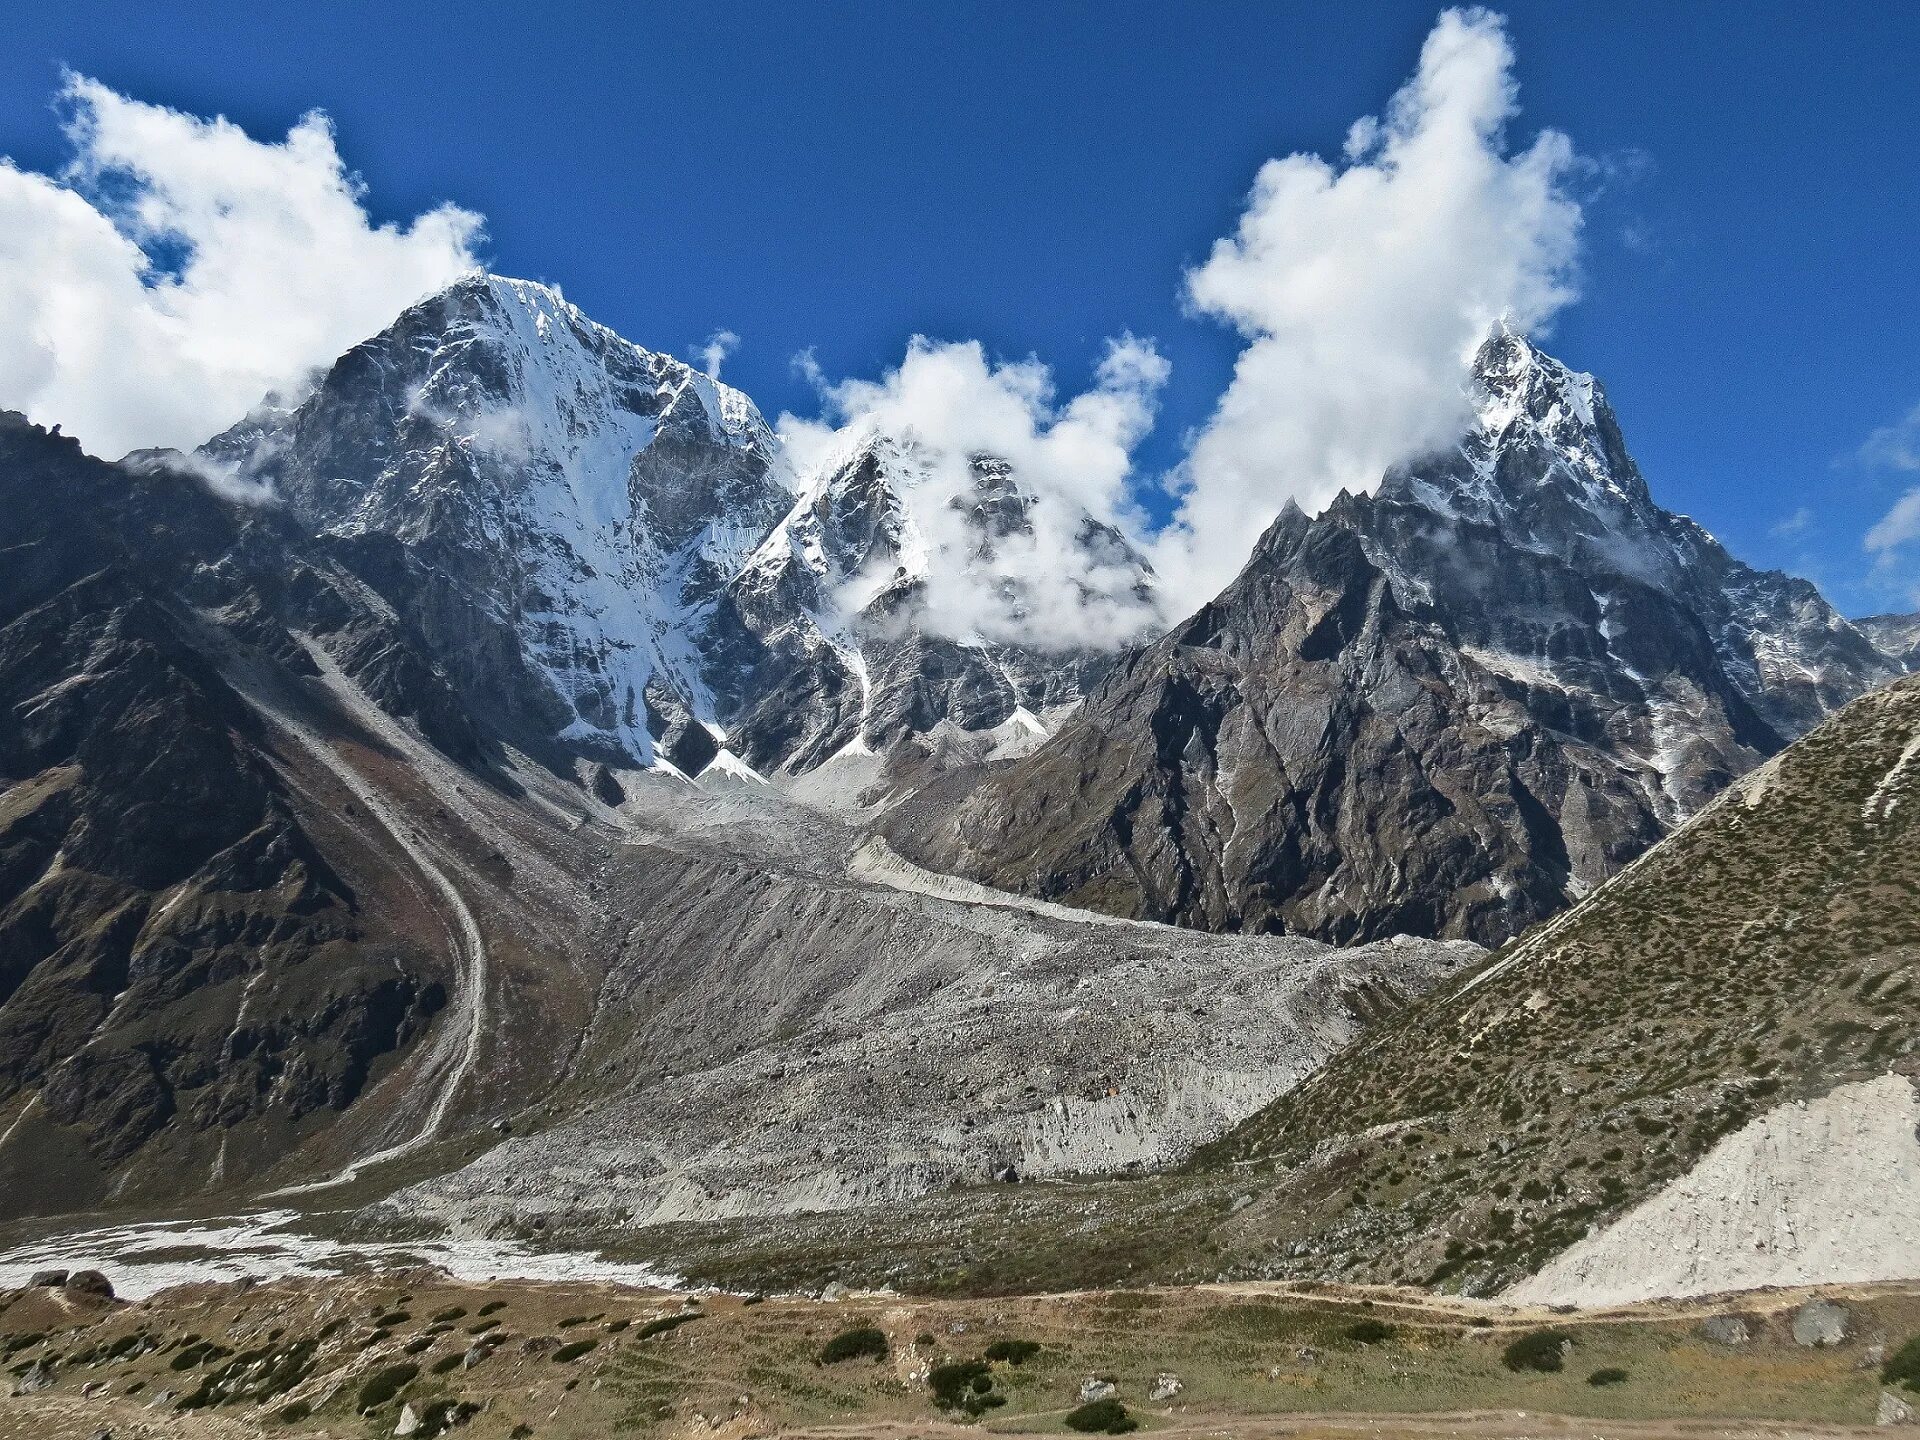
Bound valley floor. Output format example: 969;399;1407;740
2;1270;1913;1439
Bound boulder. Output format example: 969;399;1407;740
1700;1315;1750;1346
1880;1390;1918;1426
394;1402;423;1436
27;1269;68;1287
1792;1298;1850;1348
64;1270;114;1301
13;1360;55;1396
1079;1377;1118;1403
1148;1372;1183;1402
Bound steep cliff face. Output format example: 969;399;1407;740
0;415;450;1213
892;332;1903;944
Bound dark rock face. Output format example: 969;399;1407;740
1856;613;1920;672
894;333;1903;945
0;414;446;1211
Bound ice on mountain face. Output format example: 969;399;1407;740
206;274;792;766
201;273;1154;778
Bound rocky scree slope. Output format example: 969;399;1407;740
371;814;1477;1237
205;275;1157;785
600;665;1920;1298
894;331;1902;945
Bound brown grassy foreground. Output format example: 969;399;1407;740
2;1272;1914;1439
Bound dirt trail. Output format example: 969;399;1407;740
790;1418;1882;1440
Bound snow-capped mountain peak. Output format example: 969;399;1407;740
200;275;1151;781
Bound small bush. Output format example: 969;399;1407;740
929;1359;991;1409
1885;1336;1920;1391
1587;1367;1629;1386
1502;1330;1571;1373
552;1339;598;1362
431;1306;468;1323
403;1335;435;1355
819;1326;889;1364
984;1338;1041;1364
557;1315;588;1329
356;1362;419;1410
604;1318;630;1333
478;1301;508;1316
636;1312;699;1340
1345;1318;1396;1345
1064;1397;1138;1434
275;1400;311;1423
373;1311;411;1328
431;1352;464;1375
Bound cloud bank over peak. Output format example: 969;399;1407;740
0;74;483;458
777;334;1171;650
1151;5;1586;609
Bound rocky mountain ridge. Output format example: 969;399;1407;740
892;330;1905;944
203;274;1157;785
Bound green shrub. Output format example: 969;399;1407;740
403;1335;434;1355
431;1306;468;1323
929;1359;992;1409
819;1326;889;1364
1345;1318;1395;1344
274;1400;311;1423
373;1311;411;1328
431;1352;464;1375
478;1301;508;1316
1587;1367;1629;1386
1065;1397;1138;1434
356;1362;419;1410
636;1312;698;1340
984;1338;1040;1364
552;1339;598;1362
1884;1336;1920;1391
1502;1330;1571;1373
604;1318;630;1333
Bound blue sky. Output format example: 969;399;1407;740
3;1;1917;614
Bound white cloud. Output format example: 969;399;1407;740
777;335;1170;650
1152;6;1585;608
1862;403;1920;474
1771;505;1813;539
1868;490;1920;556
1862;405;1920;583
698;328;740;381
0;74;482;460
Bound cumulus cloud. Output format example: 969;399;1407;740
697;328;740;381
1862;403;1920;475
777;335;1170;649
1862;405;1920;577
1152;6;1585;607
0;74;482;459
